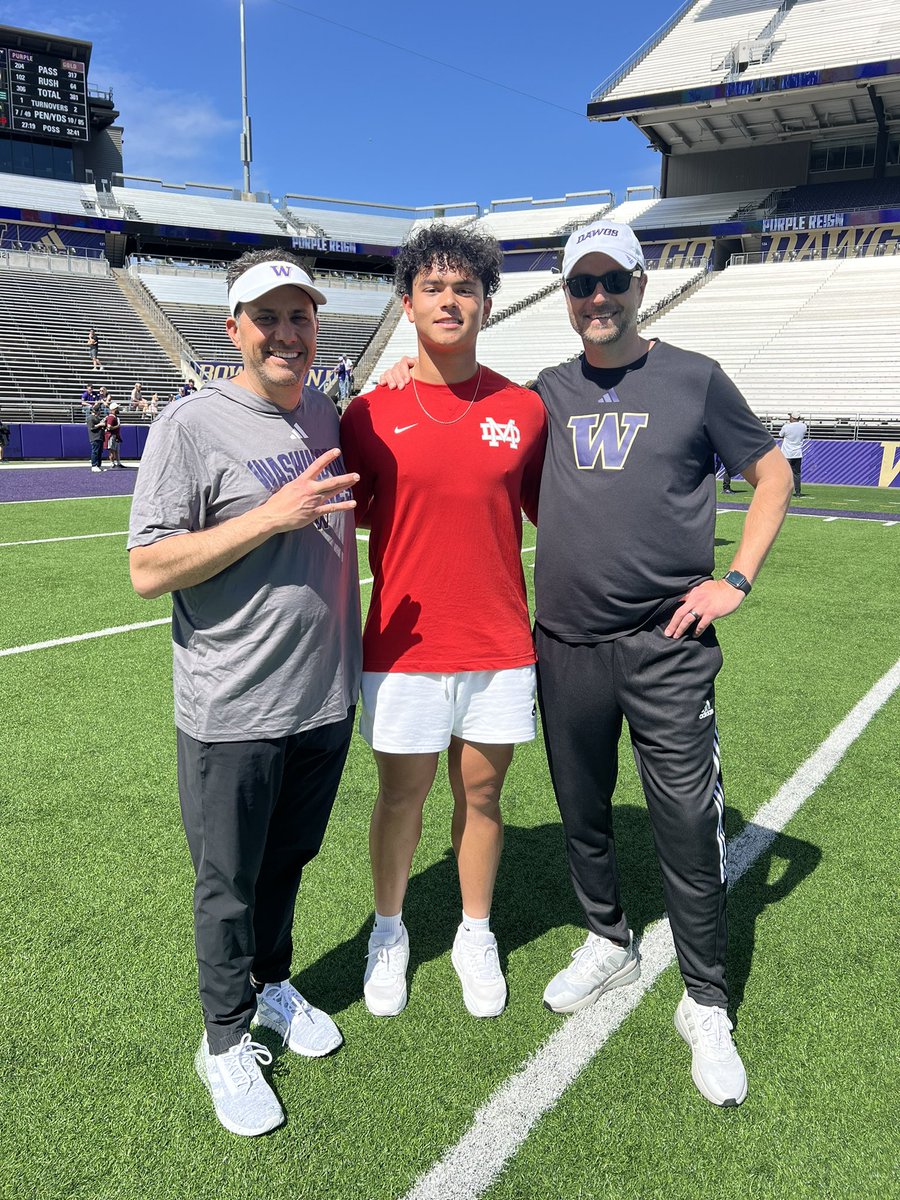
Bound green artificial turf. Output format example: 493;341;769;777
3;500;898;1200
719;481;900;514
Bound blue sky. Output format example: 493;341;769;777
3;0;680;210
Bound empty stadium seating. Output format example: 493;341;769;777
641;256;900;423
0;258;185;419
738;0;900;78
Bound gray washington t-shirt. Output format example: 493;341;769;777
128;379;361;740
534;342;774;641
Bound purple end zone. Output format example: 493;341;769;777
0;466;138;503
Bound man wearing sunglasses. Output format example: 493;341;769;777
535;220;792;1108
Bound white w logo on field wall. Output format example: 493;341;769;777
480;418;521;449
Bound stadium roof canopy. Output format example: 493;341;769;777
587;0;900;156
0;22;92;68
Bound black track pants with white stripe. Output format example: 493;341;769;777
535;621;729;1007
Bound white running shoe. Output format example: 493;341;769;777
194;1032;284;1136
251;980;342;1057
90;466;101;473
674;991;748;1107
451;925;507;1018
364;924;410;1016
542;930;640;1013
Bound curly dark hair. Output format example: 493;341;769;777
394;224;503;299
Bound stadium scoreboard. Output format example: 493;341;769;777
0;45;89;142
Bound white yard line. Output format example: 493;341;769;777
0;530;128;548
403;656;900;1200
0;494;131;505
0;619;171;657
2;574;375;657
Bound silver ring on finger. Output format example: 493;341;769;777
689;610;701;619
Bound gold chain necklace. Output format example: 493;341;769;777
411;365;483;425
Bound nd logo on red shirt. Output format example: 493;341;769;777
480;417;521;448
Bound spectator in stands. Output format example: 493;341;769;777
127;248;361;1139
341;224;546;1024
0;411;9;462
779;412;808;498
98;387;111;414
80;383;95;412
87;327;103;371
146;394;159;420
130;382;144;411
105;402;123;468
336;354;352;406
381;218;792;1108
86;398;106;472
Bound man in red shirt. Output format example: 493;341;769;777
341;226;546;1019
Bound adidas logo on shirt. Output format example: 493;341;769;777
698;699;715;720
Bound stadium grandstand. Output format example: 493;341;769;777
0;1;898;467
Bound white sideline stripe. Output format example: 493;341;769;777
403;655;900;1200
0;618;171;657
1;575;376;657
0;494;131;505
0;530;127;548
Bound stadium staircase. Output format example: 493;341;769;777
114;269;201;384
0;258;187;419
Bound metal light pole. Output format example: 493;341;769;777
240;0;252;194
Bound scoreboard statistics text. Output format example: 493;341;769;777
0;46;89;142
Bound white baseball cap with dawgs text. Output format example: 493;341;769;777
562;221;646;278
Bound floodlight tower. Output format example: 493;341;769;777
240;0;252;194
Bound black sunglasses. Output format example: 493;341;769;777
564;268;642;298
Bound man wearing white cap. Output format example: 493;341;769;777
533;220;792;1107
779;412;808;497
381;218;793;1107
128;249;362;1136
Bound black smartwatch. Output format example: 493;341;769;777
723;569;752;595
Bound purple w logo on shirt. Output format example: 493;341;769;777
568;412;649;470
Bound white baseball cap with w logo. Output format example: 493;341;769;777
228;261;328;315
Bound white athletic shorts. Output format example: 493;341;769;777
359;665;537;754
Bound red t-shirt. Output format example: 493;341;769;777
341;367;546;673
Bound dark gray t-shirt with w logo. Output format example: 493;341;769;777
128;379;361;739
533;341;773;640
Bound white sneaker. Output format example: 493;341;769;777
364;924;410;1016
451;925;507;1017
90;466;101;473
194;1032;284;1136
251;979;342;1057
543;930;640;1013
674;991;748;1107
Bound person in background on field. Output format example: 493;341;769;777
0;410;10;462
380;219;793;1108
716;454;734;494
336;354;352;407
128;248;361;1139
779;412;808;498
86;398;106;472
87;327;103;371
341;224;546;1022
105;402;123;468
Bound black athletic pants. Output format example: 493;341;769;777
787;456;802;496
177;711;354;1053
535;622;729;1007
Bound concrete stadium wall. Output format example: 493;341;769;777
665;142;809;197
